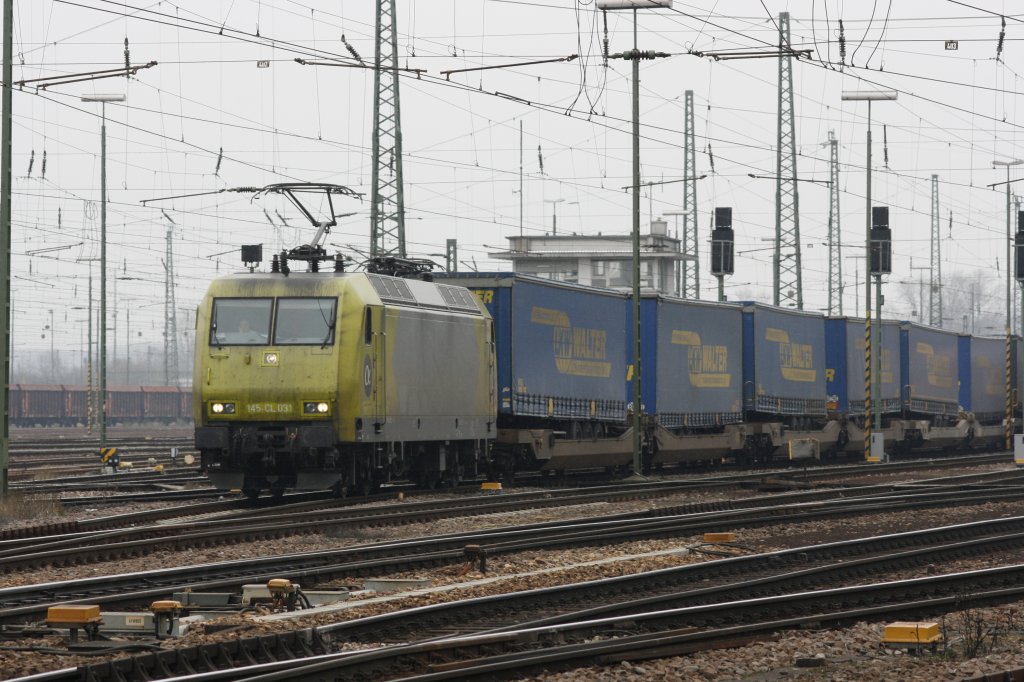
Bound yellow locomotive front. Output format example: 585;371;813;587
194;270;495;498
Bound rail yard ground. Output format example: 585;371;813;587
1;435;1024;680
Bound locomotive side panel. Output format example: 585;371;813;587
376;306;493;442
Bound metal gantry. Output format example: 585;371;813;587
827;130;842;315
370;0;406;259
930;174;942;326
163;219;178;386
682;89;699;299
774;12;802;309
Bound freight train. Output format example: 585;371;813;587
10;385;192;427
192;265;1022;497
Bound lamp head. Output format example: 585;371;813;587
81;94;126;103
841;90;897;101
597;0;672;8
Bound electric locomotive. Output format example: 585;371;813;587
193;258;496;498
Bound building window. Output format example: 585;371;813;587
517;259;578;284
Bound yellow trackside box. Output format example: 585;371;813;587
703;532;736;543
47;605;101;624
883;622;942;646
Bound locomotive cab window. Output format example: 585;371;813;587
210;298;272;345
274;297;337;345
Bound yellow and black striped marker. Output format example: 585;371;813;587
100;447;118;465
864;315;873;462
1007;332;1013;451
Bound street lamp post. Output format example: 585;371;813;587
841;89;897;462
46;309;53;368
126;305;131;385
81;93;125;449
991;159;1024;451
543;198;565;235
599;0;672;479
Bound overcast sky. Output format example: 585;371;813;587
6;0;1024;369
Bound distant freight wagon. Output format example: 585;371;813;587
9;385;192;426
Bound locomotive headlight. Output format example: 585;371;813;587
211;402;236;415
303;401;331;415
263;352;279;366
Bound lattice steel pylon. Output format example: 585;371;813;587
929;174;942;326
682;90;699;299
370;0;406;259
826;130;841;316
163;221;179;386
774;12;802;309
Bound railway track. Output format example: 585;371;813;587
9;471;209;494
5;432;197;482
0;482;719;576
4;474;1024;623
3;462;1022;571
56;516;1024;681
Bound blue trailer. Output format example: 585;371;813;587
900;322;960;418
641;295;743;428
961;335;1006;424
437;273;629;429
825;317;902;415
743;303;827;417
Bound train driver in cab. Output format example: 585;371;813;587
236;318;267;343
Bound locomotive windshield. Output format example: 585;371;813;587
209;296;336;346
210;298;272;345
274;297;337;345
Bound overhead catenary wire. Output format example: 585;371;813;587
8;1;1024;342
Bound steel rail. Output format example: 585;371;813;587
4;485;1024;623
